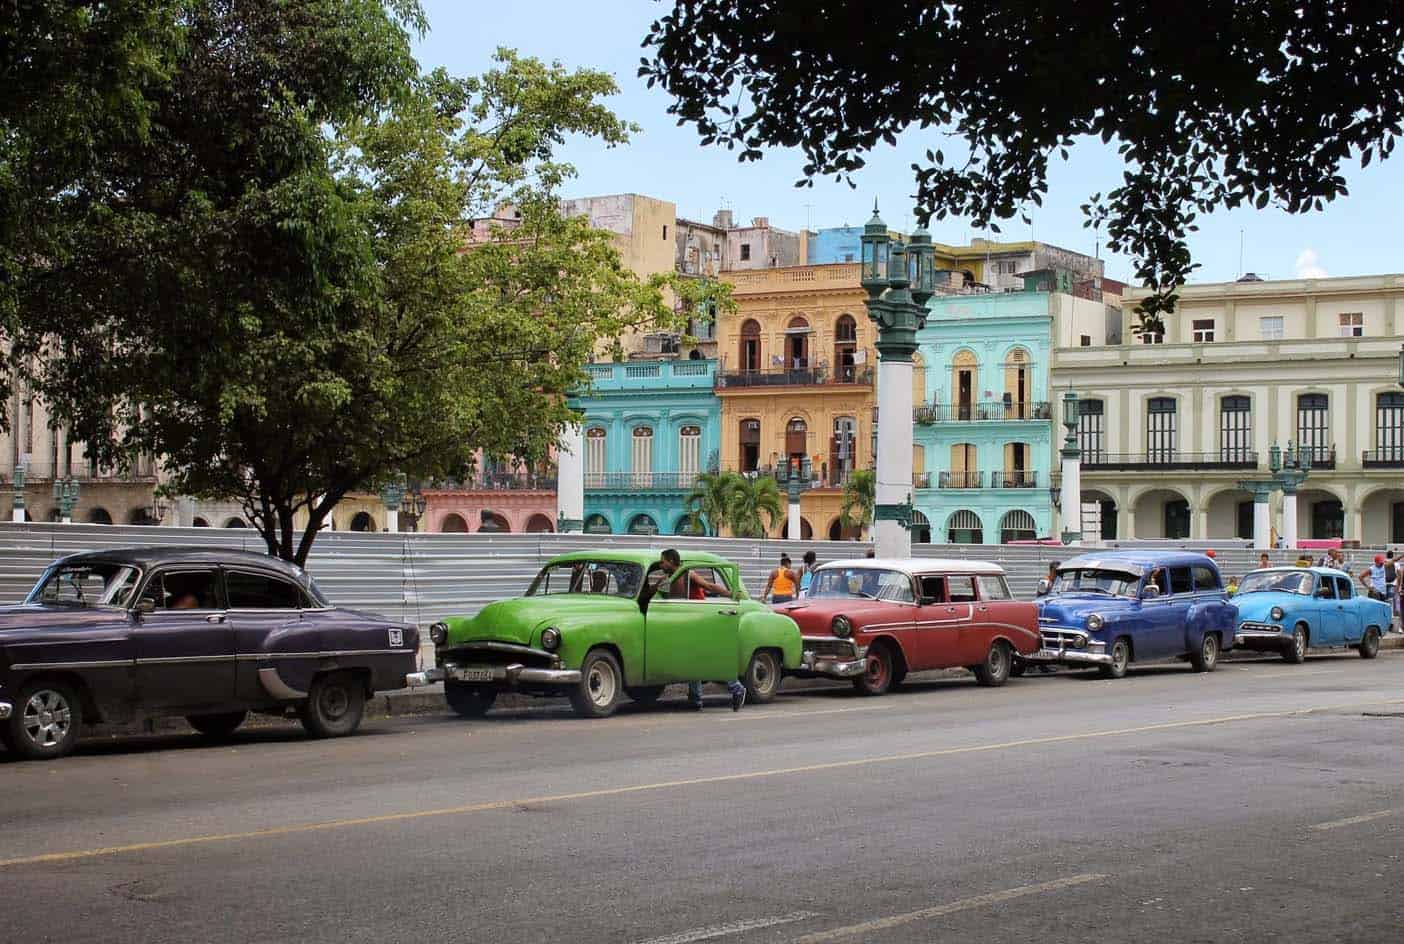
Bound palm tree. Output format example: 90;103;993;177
683;470;740;536
839;469;876;539
727;474;785;538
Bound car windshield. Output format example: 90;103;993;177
809;568;915;603
527;560;644;599
1237;571;1312;595
28;562;140;607
1051;568;1139;597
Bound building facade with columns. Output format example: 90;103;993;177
1050;272;1404;545
715;263;878;540
571;359;720;536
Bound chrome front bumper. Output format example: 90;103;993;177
0;700;10;721
407;664;582;687
1024;629;1112;666
1235;622;1284;646
799;639;868;677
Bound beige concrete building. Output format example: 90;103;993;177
1051;273;1404;545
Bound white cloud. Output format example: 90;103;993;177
1295;248;1328;279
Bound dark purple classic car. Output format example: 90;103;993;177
0;547;418;760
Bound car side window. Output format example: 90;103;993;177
661;567;730;601
978;575;1012;600
226;570;304;609
1169;568;1194;595
1334;576;1353;600
1316;576;1336;599
145;569;221;610
1191;567;1219;592
947;577;978;603
919;575;947;603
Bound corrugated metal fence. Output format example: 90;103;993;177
0;523;1353;625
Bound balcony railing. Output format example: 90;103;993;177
1082;451;1259;471
938;471;985;489
914;401;1052;423
580;359;715;392
715;365;874;389
584;472;700;491
1363;450;1404;469
1304;446;1337;470
994;471;1040;488
912;472;932;489
433;473;557;492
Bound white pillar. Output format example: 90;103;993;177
1282;491;1299;549
557;422;584;532
384;508;399;533
788;498;801;540
875;356;913;559
1060;451;1082;545
1253;497;1271;550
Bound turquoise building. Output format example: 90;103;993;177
912;292;1055;544
571;359;720;535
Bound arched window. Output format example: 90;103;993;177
525;513;554;533
584;427;606;487
584;513;612;534
911;509;932;544
1220;395;1253;463
786;417;807;462
1146;397;1177;463
350;511;374;532
678;425;702;479
1296;394;1330;465
1003;347;1031;418
834;314;858;382
478;511;510;533
740;319;762;372
830;416;856;485
631;426;653;486
88;507;113;525
952;349;978;419
627;513;659;535
948;510;983;544
1000;509;1038;543
785;316;810;370
441;513;469;533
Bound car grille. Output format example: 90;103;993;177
442;642;557;669
805;638;858;659
1040;628;1086;649
1239;622;1280;633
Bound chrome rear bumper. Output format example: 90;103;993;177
408;664;582;687
0;700;10;721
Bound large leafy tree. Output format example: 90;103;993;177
641;3;1404;325
10;4;709;564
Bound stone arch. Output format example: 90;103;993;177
223;516;248;528
1131;487;1192;539
192;517;210;527
1299;486;1346;540
999;509;1038;543
349;511;375;532
1082;488;1118;541
525;513;555;533
440;513;469;533
827;516;860;541
584;513;612;535
946;509;984;544
478;511;511;533
626;513;659;535
1203;486;1255;540
88;507;113;525
911;509;931;544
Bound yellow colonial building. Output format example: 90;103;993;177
717;263;927;540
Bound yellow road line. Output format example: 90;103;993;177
1309;809;1401;832
4;697;1400;870
793;873;1107;943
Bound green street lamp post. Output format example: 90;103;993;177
1239;440;1311;549
399;485;427;533
380;475;407;533
860;202;934;558
1057;391;1083;545
11;464;26;523
52;476;81;524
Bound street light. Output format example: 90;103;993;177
399;485;427;532
860;201;891;299
380;475;406;532
52;477;80;524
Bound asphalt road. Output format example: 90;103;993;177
3;653;1404;944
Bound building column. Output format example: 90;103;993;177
1281;486;1299;549
1240;482;1275;550
1122;504;1136;540
1057;391;1082;545
874;354;913;558
557;422;584;532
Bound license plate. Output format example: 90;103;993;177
458;666;494;682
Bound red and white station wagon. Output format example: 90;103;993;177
775;558;1041;694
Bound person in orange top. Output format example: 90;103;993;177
763;554;799;604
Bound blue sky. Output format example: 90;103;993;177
417;1;1402;285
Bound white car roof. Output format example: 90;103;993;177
817;557;1006;577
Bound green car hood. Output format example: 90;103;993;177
446;595;638;648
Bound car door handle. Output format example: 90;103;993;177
205;614;226;624
946;607;957;613
719;609;738;616
977;606;989;612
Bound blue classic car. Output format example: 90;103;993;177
1232;567;1389;662
1029;551;1237;678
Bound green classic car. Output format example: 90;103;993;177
408;550;803;718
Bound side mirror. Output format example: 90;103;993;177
1036;578;1050;596
134;598;156;615
1141;585;1161;600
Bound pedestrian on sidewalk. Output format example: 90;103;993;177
798;551;819;597
1359;555;1389;601
656;548;746;711
763;554;799;604
1259;552;1272;570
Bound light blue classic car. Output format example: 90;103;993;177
1232;567;1389;662
1030;551;1238;679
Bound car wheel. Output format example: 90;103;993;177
445;682;497;718
1283;624;1308;664
1098;638;1131;680
852;643;894;696
626;685;667;705
1359;626;1382;660
186;711;247;738
569;648;622;719
5;680;82;760
299;671;366;738
744;650;782;703
1189;633;1220;673
973;640;1012;687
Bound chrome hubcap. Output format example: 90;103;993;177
319;685;349;720
752;655;776;693
22;690;72;748
587;661;617;707
990;646;1006;677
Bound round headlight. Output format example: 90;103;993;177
832;615;853;638
1086;614;1105;632
541;626;562;651
1270;606;1285;621
429;622;448;646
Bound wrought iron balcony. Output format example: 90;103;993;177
938;471;985;489
1082;451;1259;471
715;365;874;389
434;473;557;492
1363;450;1404;469
914;401;1052;423
584;472;701;491
1303;446;1336;470
994;471;1039;489
912;472;932;489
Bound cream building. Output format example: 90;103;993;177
1051;273;1404;545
